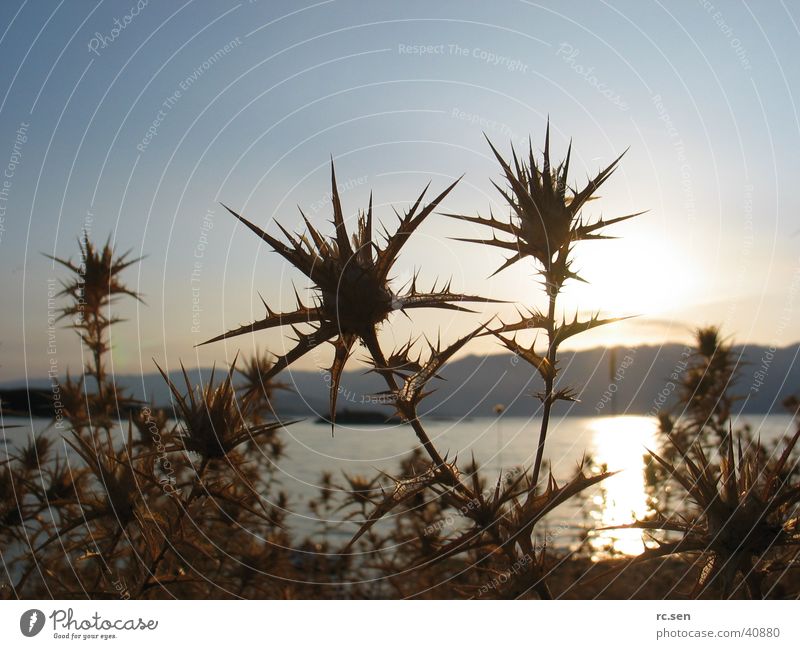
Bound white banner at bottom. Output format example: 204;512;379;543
1;600;796;647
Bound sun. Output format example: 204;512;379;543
560;233;698;319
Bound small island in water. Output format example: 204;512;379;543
314;408;402;425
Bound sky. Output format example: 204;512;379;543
0;0;798;381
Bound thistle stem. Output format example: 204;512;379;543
530;283;559;490
134;457;209;598
92;341;104;402
363;330;459;487
90;526;124;594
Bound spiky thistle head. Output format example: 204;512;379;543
447;121;642;290
47;235;143;324
12;435;53;473
679;326;740;437
46;235;143;406
201;161;499;426
40;457;85;504
156;357;293;460
236;348;291;421
341;472;382;507
616;429;800;597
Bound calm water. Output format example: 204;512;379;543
274;414;796;556
4;414;796;558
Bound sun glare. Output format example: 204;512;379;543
586;416;659;558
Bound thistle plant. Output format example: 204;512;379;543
132;357;296;597
648;328;743;506
8;234;301;599
155;358;292;461
448;123;642;489
678;327;740;441
47;236;142;410
605;331;800;598
236;348;291;424
198;148;638;598
201;161;497;446
616;428;800;598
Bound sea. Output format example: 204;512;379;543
3;414;797;558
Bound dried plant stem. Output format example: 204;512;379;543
91;345;104;402
363;333;450;471
135;457;209;598
15;512;104;593
531;286;558;490
506;530;551;599
90;526;124;594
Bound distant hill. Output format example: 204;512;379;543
3;342;798;419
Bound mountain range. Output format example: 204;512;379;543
3;342;798;419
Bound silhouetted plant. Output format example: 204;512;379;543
236;348;291;423
5;235;300;599
202;164;497;432
616;427;800;598
609;331;800;598
434;124;641;593
155;358;292;460
680;327;741;441
198;145;635;598
448;123;641;489
47;236;142;407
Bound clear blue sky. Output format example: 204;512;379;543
1;0;798;380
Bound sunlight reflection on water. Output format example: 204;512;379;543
585;415;658;559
